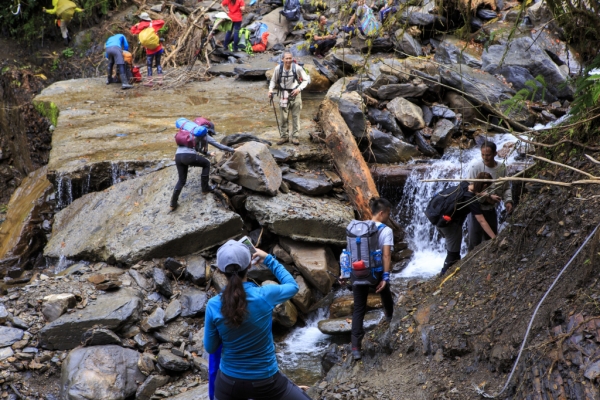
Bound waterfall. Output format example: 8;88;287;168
55;173;74;210
396;134;521;279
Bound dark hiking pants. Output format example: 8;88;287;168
467;208;498;251
215;370;311;400
351;283;394;349
174;152;210;191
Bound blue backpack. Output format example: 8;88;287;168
175;118;208;138
251;23;268;45
281;0;301;21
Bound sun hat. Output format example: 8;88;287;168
216;240;252;273
139;12;151;21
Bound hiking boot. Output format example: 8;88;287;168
170;188;181;211
276;138;289;145
157;74;164;86
291;138;300;145
118;65;133;90
201;175;216;193
352;349;362;360
143;77;154;87
439;265;450;277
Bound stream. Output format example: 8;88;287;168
277;134;523;385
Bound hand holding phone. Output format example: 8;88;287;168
251;248;269;265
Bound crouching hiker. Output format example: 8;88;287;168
105;34;133;90
204;240;311;400
170;117;234;210
424;172;497;276
344;198;395;360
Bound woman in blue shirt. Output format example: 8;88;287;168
204;240;311;400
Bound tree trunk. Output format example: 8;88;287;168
318;99;378;219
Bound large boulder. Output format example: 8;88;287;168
60;345;145;400
367;107;404;137
330;50;366;72
262;8;291;50
377;83;428;100
265;64;332;92
481;37;574;98
282;172;333;196
444;91;484;123
180;288;208;317
219;142;281;196
329;294;383;318
362;129;420;164
39;289;142;350
387;97;425;130
325;78;349;102
431;119;457;149
245;192;354;245
279;238;338;294
44;167;243;265
394;30;423;57
0;327;24;347
338;92;366;138
318;310;382;334
439;63;515;105
262;280;298;327
291;275;312;313
491;65;558;103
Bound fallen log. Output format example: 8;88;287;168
318;99;379;219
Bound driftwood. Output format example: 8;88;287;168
318;99;379;219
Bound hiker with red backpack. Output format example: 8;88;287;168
130;12;165;87
221;0;245;52
170;117;235;210
105;34;133;90
268;52;310;146
343;198;395;361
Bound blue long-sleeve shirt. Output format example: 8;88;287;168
204;255;299;380
105;34;129;55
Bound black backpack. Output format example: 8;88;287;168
280;0;302;21
424;181;470;227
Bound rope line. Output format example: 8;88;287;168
474;221;600;398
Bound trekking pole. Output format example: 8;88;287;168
270;96;281;134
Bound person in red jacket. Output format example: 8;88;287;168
130;12;165;86
221;0;245;52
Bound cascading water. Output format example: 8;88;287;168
395;134;522;279
55;173;73;210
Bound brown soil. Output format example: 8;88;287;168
311;154;600;399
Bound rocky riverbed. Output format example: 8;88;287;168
0;0;595;397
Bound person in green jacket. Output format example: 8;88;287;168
43;0;84;46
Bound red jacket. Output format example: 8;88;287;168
130;20;165;55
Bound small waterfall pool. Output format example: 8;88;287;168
278;133;524;385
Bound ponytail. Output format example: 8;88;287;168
220;266;248;328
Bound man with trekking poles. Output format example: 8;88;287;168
268;52;310;146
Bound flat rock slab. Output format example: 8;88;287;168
282;172;333;196
60;345;145;400
39;289;142;350
164;385;209;400
0;327;24;347
44;166;243;265
34;78;325;200
245;192;354;245
318;310;382;334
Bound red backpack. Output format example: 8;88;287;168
132;66;142;83
174;129;195;148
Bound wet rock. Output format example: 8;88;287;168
444;91;483;123
282;172;333;196
482;37;574;98
81;328;123;346
291;275;312;314
262;8;291;49
262;280;298;327
129;270;151;291
279;238;338;294
136;375;170;400
0;327;24;347
431;105;456;119
164;299;182;323
431;119;457;148
0;347;14;361
219;142;282;196
42;293;77;322
157;349;190;372
440;64;515;106
329;294;383;318
220;133;272;147
0;167;53;271
434;36;482;68
138;352;155;376
44;166;243;265
492;65;558;103
60;345;145;400
185;254;207;286
377;83;428;100
318;310;381;334
39;289;142;350
368;107;404;137
338;92;366;138
0;304;8;324
362;129;420;164
141;307;165;332
272;244;293;264
164;258;185;277
246;192;354;245
180;289;208;317
387;97;425;130
394;30;423;57
153;268;173;298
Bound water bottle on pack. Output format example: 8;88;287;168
340;249;351;279
372;249;383;269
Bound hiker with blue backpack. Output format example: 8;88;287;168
169;117;235;210
268;52;310;146
221;0;245;52
424;172;496;277
343;198;395;360
341;0;381;38
309;15;337;58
